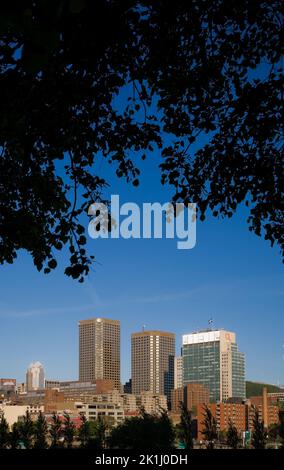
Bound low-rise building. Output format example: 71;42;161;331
0;404;44;427
75;402;124;426
136;391;167;414
197;402;247;440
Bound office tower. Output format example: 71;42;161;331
182;329;245;402
131;330;175;401
174;356;183;389
26;362;45;391
79;317;120;389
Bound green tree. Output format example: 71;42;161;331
91;416;107;450
178;402;193;449
201;406;218;449
278;410;284;449
49;413;62;448
226;419;239;449
0;415;9;449
78;414;91;448
0;1;282;282
63;412;76;448
34;411;48;449
108;408;175;449
18;410;34;449
251;408;266;449
9;422;21;449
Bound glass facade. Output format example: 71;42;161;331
231;344;246;399
183;341;221;402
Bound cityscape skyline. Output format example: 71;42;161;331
1;167;283;387
1;308;284;386
4;316;283;390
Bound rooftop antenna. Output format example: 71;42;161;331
142;324;146;332
208;317;214;330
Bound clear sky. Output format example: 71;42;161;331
0;145;283;387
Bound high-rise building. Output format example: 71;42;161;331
174;356;183;390
26;362;45;391
79;317;120;389
182;329;245;402
131;330;175;401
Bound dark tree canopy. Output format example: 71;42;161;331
0;0;283;280
108;408;175;449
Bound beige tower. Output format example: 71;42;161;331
79;317;120;389
131;330;175;401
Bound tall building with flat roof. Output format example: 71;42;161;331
131;330;175;401
79;317;120;389
174;356;183;390
182;329;245;402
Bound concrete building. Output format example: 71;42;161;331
131;330;175;401
75;402;124;426
0;404;44;427
26;362;45;391
0;379;16;399
45;380;60;389
136;391;168;415
20;379;115;405
74;389;166;416
16;383;26;394
182;329;245;402
79;317;120;389
174;357;183;390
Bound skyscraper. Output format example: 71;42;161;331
182;329;245;402
131;330;175;401
79;317;120;389
174;356;183;390
26;362;45;391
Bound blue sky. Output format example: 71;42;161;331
0;148;283;387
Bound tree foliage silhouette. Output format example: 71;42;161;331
78;413;91;448
62;412;76;448
108;408;175;449
0;1;283;281
279;410;284;448
49;413;62;448
251;407;266;449
18;410;34;449
9;422;21;449
226;418;239;449
202;405;218;449
178;402;193;449
34;411;48;449
0;415;9;449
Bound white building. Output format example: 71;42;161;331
26;362;45;391
75;402;124;426
174;356;183;390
